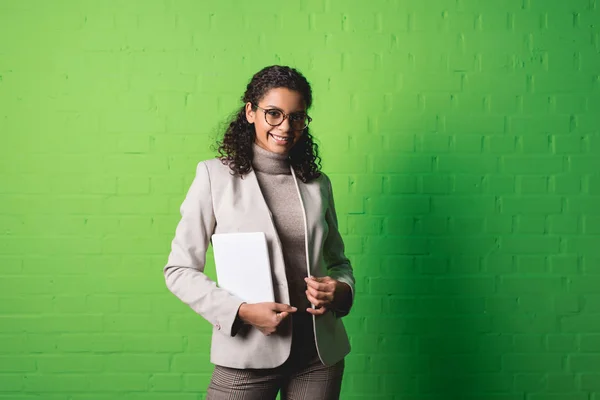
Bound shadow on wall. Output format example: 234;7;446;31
367;117;503;399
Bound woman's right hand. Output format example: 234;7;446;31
237;302;297;336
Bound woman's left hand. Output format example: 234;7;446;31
304;276;351;316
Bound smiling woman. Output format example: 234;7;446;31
215;66;321;183
248;93;312;153
163;65;355;400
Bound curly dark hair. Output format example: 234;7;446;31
216;65;321;182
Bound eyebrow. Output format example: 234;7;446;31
266;105;306;113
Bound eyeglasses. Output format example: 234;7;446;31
253;104;312;131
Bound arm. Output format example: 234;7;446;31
163;161;244;336
323;175;355;317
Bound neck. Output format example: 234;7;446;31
252;143;291;175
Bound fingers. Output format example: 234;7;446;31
306;290;332;308
271;303;297;313
306;286;333;301
275;311;289;320
306;306;327;315
304;277;333;292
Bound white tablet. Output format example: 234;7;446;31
211;232;275;303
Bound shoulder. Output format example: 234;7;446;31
199;157;234;177
311;171;332;190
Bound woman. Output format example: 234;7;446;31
164;65;355;399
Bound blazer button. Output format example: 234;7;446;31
215;323;221;330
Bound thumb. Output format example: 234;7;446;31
272;303;297;313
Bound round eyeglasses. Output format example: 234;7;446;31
253;104;312;131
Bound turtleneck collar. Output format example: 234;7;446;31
252;143;291;175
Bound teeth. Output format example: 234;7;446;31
271;134;290;141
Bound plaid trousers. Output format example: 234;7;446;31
206;314;345;400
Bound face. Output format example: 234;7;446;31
245;87;307;156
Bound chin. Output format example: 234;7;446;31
269;145;290;154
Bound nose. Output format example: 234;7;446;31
277;116;291;132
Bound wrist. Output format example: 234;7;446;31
237;302;250;323
334;282;352;311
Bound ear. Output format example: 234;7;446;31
245;102;255;124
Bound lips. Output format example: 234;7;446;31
269;133;291;143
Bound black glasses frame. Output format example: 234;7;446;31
253;104;312;130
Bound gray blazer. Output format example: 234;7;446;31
164;158;355;368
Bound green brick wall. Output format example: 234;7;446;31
1;0;599;399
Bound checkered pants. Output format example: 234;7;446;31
206;315;345;400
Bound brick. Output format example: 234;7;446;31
519;134;551;153
56;334;123;353
0;374;23;391
421;175;451;194
486;176;516;194
587;175;600;195
486;136;517;154
418;135;451;152
514;373;546;391
372;155;432;173
502;156;564;174
149;373;183;391
517;176;549;194
369;277;433;295
513;334;545;352
552;135;584;154
24;374;90;392
182;372;212;392
548;215;580;234
171;354;211;373
347;216;383;235
503;354;563;371
429;237;496;255
502;196;562;215
515;255;547;273
116;177;150;194
501;237;560;254
384;175;418;194
104;355;170;373
438;156;498;173
565;237;600;254
89;374;149;391
514;215;546;234
562;315;600;333
448;217;483;234
430;354;501;373
0;356;36;372
36;355;103;373
499;277;562;293
366;196;430;215
449;256;481;274
383;216;415;235
569;157;600;173
434;277;495;295
549;255;580;274
547;335;576;352
103;314;168;333
581;373;600;390
570;355;600;372
464;73;526;94
453;135;484;152
453;174;484;193
493;314;557;333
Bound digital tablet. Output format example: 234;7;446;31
211;232;275;303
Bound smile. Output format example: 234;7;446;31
269;133;292;142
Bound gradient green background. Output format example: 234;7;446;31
1;0;600;399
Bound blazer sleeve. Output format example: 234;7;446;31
164;161;244;336
323;174;355;317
